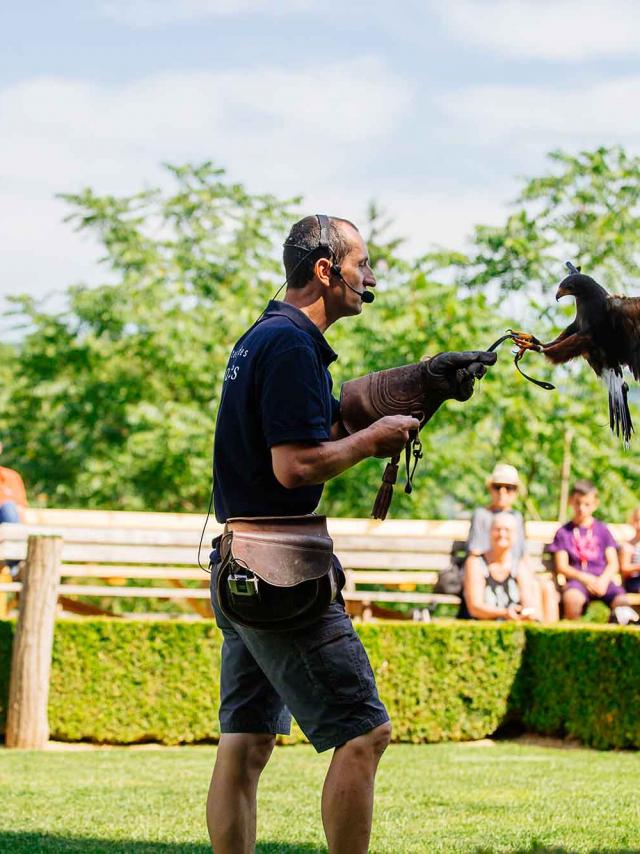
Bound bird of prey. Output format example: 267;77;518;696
515;263;640;444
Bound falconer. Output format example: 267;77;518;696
206;214;496;854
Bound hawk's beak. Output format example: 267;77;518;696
555;284;570;302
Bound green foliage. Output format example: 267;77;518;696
2;164;299;510
358;620;524;743
513;624;640;749
411;145;640;520
2;618;639;749
442;146;640;298
2;148;640;519
47;619;221;744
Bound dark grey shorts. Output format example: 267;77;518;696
210;564;389;753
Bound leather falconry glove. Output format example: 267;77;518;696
340;351;496;434
340;350;497;518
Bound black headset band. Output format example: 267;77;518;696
316;213;331;251
283;214;333;259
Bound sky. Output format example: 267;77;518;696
1;0;640;322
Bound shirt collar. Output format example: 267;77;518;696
263;300;338;365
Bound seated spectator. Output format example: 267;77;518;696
620;507;640;594
549;480;636;623
467;463;526;562
467;463;558;622
0;441;27;578
460;513;541;621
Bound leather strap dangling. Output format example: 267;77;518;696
371;454;400;520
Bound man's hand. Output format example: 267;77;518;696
365;415;421;458
427;351;498;402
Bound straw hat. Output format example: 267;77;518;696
485;463;521;489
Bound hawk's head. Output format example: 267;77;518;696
556;273;608;303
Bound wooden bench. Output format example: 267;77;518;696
1;510;638;619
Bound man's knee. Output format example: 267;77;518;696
245;733;277;772
217;733;276;778
341;721;392;763
369;721;392;755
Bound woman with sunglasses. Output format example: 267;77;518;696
465;463;559;622
467;463;526;563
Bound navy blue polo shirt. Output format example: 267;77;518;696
213;300;340;522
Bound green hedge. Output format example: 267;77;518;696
511;623;640;749
1;619;638;748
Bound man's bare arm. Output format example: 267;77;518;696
271;415;419;489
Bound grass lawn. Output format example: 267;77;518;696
4;740;640;853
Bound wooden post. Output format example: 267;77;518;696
6;535;62;749
558;428;575;523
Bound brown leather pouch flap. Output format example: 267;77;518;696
221;515;333;587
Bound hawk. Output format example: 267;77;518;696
516;264;640;444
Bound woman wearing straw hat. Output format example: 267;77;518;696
467;464;526;563
464;463;558;622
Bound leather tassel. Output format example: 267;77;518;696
371;455;400;520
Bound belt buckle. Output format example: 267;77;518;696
227;568;260;598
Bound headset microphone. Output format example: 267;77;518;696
331;264;375;303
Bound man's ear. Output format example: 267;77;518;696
314;256;332;287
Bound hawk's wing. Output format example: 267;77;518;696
606;296;640;381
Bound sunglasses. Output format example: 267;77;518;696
491;483;518;493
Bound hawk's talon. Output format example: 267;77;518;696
506;329;542;347
514;341;543;353
489;328;554;392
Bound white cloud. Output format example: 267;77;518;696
298;183;511;261
384;190;511;256
99;0;315;27
1;60;411;189
439;76;640;144
433;0;640;61
0;60;412;309
0;194;105;334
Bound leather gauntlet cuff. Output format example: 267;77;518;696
339;358;447;435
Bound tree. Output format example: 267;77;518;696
440;147;640;300
2;148;639;521
409;145;640;518
1;163;298;510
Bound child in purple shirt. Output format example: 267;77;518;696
549;480;630;620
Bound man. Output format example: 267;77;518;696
549;479;634;621
207;214;496;854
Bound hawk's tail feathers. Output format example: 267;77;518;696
604;368;634;447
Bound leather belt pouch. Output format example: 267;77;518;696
216;514;338;631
